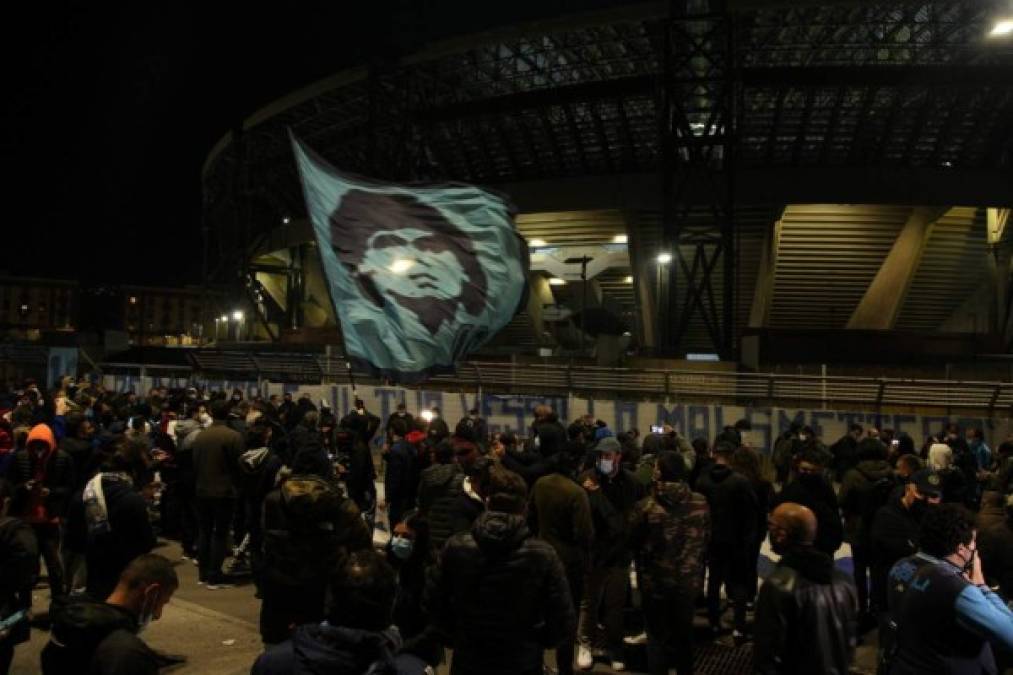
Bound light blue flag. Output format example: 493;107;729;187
291;134;529;380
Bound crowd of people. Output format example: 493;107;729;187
2;376;1013;674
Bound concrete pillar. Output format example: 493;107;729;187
624;210;657;348
748;214;780;329
847;206;950;330
526;274;554;343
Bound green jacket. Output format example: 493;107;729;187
530;472;594;569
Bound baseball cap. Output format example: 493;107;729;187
911;468;943;499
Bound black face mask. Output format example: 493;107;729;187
798;473;823;489
909;497;929;522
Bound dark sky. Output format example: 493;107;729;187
3;1;619;286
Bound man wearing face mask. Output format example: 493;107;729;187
41;553;179;675
776;449;844;557
869;468;942;619
576;436;645;671
888;503;1013;675
754;503;858;675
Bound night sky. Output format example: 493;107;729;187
2;1;622;287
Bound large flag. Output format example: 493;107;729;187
291;134;529;380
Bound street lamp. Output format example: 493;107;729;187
233;310;244;321
656;252;673;265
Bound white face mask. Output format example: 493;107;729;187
597;458;615;475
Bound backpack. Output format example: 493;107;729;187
855;470;897;534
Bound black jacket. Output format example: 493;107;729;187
417;463;464;550
66;473;157;600
9;447;76;521
754;545;858;675
41;596;158;675
60;436;94;492
696;463;758;550
578;467;645;567
424;511;576;675
870;495;921;577
384;440;418;517
0;516;37;649
252;623;429;675
777;474;844;556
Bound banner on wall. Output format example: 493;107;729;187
103;375;1011;452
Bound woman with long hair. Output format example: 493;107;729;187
730;446;774;606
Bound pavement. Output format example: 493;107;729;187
11;536;878;675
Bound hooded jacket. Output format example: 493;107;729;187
10;424;75;523
424;511;575;675
839;459;894;544
530;471;594;570
41;595;158;675
628;481;710;595
695;463;758;550
754;545;858;675
252;623;429;675
578;466;645;567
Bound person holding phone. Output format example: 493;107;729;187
0;478;37;675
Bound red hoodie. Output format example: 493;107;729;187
25;424;57;524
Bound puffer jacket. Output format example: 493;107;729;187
424;511;575;675
754;545;858;675
41;595;155;675
627;481;710;595
9;434;76;522
417;463;464;550
838;459;894;545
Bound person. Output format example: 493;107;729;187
754;502;858;675
416;440;464;551
424;465;575;675
531;405;567;441
967;428;992;506
252;549;430;675
191;399;245;588
8;423;74;597
776;448;844;557
730;445;773;607
384;419;418;529
530;443;593;675
838;437;896;623
627;451;709;675
385;511;441;666
696;442;758;644
978;494;1013;599
259;468;371;644
172;406;203;562
0;479;36;675
288;411;331;479
237;424;284;591
771;423;802;485
889;503;1013;674
831;423;864;482
448;455;491;535
688;436;712;490
455;408;488;451
577;436;645;671
869;468;942;617
41;553;179;675
69;438;158;601
386;401;415;442
426;406;449;443
895;453;923;483
60;413;95;492
337;410;378;519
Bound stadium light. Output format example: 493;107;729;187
282;216;291;224
548;277;566;286
657;252;673;265
389;258;415;274
529;239;548;248
232;311;244;321
613;234;628;244
990;19;1013;36
624;275;634;284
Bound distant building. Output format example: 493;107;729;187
0;276;77;340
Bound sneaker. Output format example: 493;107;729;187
206;576;235;590
623;632;648;645
610;660;626;672
577;645;593;670
732;630;750;647
196;578;207;586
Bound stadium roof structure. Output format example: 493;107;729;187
203;0;1013;359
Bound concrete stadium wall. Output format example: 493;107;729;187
103;374;1012;452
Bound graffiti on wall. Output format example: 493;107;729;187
104;375;1011;452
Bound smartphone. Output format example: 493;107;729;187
651;425;664;434
0;609;27;631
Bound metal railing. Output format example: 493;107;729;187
165;351;1013;415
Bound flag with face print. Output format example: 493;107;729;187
291;134;529;380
